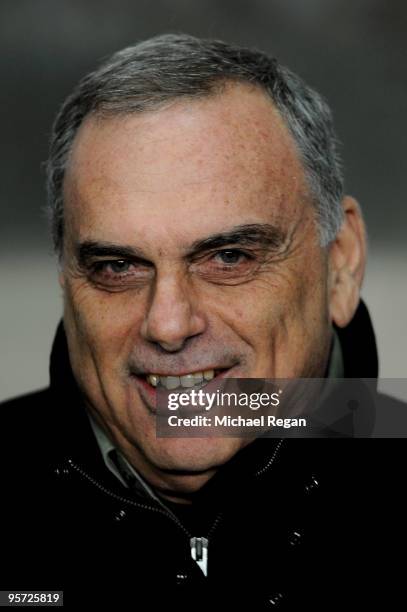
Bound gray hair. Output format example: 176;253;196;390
46;33;344;254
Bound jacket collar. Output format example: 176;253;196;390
334;300;378;378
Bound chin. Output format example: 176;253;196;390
146;436;245;474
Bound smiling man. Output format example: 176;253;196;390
1;34;403;608
61;81;352;499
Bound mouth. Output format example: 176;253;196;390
144;368;229;390
130;366;236;411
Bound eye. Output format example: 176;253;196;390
92;259;133;275
213;249;248;265
88;258;154;288
190;248;258;285
105;260;131;273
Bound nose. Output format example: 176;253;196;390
140;271;206;352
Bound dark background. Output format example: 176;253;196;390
1;0;406;400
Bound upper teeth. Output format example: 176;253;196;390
146;370;215;389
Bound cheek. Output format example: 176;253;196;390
268;267;330;374
224;276;296;333
63;281;143;371
220;260;329;369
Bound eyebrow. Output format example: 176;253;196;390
76;242;147;268
75;223;287;267
186;223;287;256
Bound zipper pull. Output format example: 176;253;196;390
190;537;208;576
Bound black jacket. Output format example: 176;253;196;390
0;301;405;609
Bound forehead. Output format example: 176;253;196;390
64;83;310;247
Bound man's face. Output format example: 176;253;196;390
61;83;332;496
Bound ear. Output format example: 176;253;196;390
58;257;66;289
57;245;67;289
328;196;367;328
58;270;65;289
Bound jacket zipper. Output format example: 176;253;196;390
190;537;208;576
255;438;284;477
65;439;283;577
66;458;191;537
66;458;221;576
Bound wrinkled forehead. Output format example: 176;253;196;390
63;83;311;249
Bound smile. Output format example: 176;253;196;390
145;368;227;390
